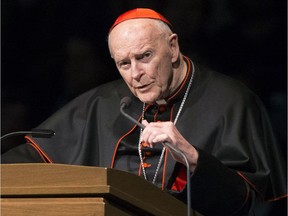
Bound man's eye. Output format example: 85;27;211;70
143;52;152;59
119;61;130;69
139;52;152;62
144;52;151;58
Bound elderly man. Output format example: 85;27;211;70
2;8;286;215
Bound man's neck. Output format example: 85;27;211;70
169;55;187;96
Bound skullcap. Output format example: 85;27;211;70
109;8;172;32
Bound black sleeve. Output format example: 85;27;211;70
169;148;253;216
1;143;46;163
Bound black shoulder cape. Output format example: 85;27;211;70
3;63;286;204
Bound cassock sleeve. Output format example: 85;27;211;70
168;148;251;216
169;148;286;216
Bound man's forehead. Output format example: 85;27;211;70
109;19;161;49
112;38;155;60
111;18;158;35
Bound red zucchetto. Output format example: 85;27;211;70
109;8;172;33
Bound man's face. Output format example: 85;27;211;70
109;19;178;104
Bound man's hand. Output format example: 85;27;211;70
141;120;199;171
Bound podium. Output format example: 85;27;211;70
1;164;201;216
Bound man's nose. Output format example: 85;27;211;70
131;61;143;81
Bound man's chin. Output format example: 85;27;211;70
136;94;157;104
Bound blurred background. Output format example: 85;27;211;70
2;0;287;160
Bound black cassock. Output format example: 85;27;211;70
2;57;286;215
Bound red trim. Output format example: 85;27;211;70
161;148;169;190
111;125;137;168
171;164;187;191
236;171;260;195
237;171;288;202
25;136;53;163
167;55;191;103
159;102;177;189
267;194;288;202
27;143;46;162
138;160;142;176
137;143;152;176
154;106;159;122
170;105;175;120
111;104;151;168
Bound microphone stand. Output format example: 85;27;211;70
120;102;192;216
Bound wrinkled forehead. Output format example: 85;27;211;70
109;19;162;58
110;18;160;37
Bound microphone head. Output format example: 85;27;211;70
120;97;132;109
31;129;55;138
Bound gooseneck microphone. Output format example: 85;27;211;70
120;96;192;216
120;97;145;128
1;129;55;141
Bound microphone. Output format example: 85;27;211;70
1;129;55;141
120;97;192;216
120;97;145;129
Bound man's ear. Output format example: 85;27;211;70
169;33;180;63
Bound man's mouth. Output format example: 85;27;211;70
136;83;152;92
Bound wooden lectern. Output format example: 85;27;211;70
1;164;201;216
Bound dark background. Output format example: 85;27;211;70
2;1;287;158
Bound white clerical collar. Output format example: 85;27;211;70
156;99;167;105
